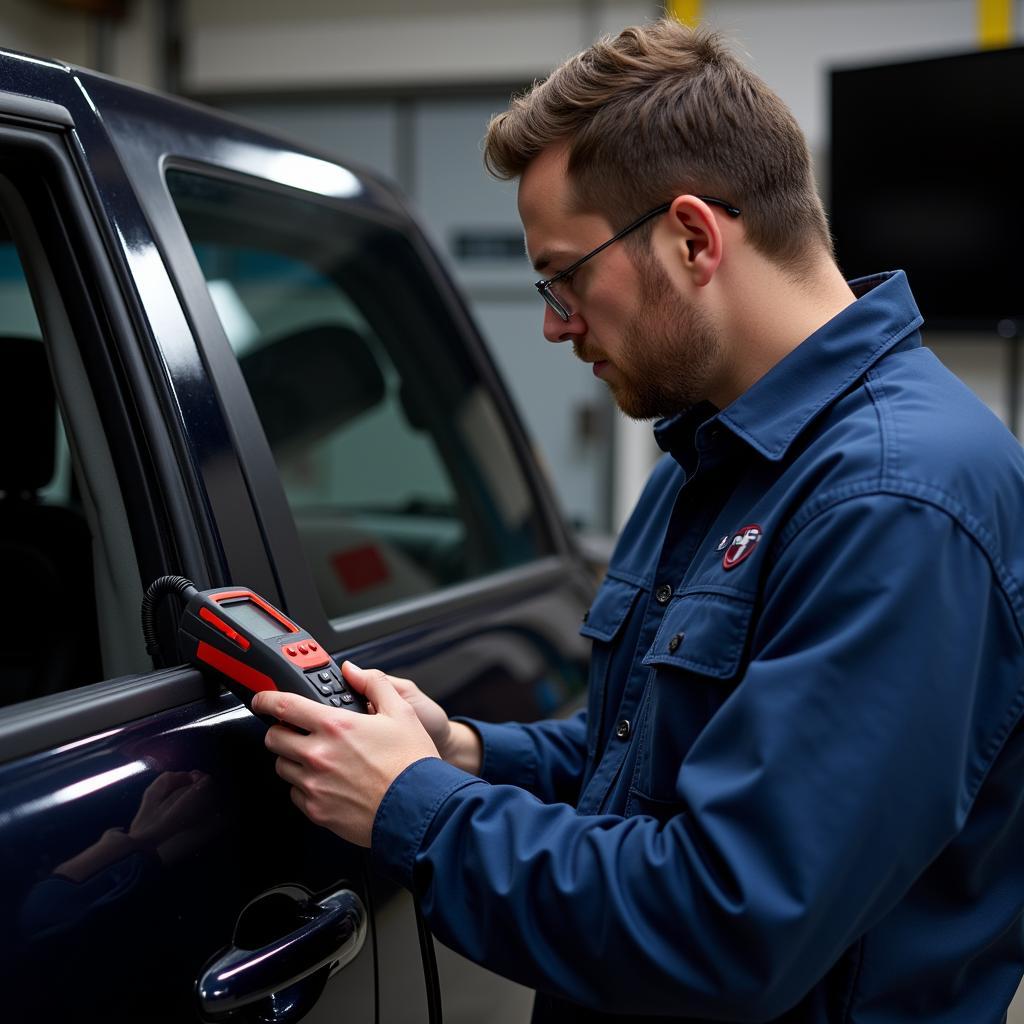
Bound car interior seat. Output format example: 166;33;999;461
0;336;101;705
240;322;446;617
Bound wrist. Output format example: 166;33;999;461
443;721;483;775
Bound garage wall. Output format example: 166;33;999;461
3;0;1022;531
0;0;160;85
183;0;1024;528
188;0;653;92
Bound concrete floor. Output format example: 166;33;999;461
429;955;1024;1022
428;941;1024;1023
1010;981;1024;1023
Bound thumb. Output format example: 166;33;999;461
342;662;406;715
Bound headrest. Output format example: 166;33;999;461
0;337;56;495
239;323;386;457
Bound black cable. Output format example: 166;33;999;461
414;895;443;1024
360;856;381;1024
141;575;197;662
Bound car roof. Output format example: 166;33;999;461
0;46;404;217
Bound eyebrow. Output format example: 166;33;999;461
530;249;580;275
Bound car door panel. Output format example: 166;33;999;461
0;676;374;1023
1;50;594;1024
0;58;378;1023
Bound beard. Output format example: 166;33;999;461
581;251;721;420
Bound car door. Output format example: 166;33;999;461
0;57;375;1024
73;65;596;1022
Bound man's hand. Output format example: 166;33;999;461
252;669;440;847
342;662;483;775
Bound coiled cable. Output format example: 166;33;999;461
141;574;198;661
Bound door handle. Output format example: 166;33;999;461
197;884;367;1021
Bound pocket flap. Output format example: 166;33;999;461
642;590;754;679
580;576;642;642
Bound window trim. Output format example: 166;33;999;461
1;172;146;682
0;122;208;753
154;155;589;649
0;126;204;589
315;555;576;648
0;91;72;128
0;667;210;765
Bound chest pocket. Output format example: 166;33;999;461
580;576;643;759
629;589;756;814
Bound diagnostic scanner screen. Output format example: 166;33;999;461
221;599;288;639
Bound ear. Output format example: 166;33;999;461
666;195;724;287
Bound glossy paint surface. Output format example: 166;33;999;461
0;48;591;1023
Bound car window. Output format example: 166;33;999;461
167;169;549;621
0;195;146;706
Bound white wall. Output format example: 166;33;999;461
0;0;92;67
185;0;653;92
3;3;1024;1011
3;0;1022;526
176;0;1024;524
0;0;160;85
709;0;1020;154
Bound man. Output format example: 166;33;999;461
253;20;1024;1022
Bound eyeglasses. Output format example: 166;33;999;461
534;196;741;322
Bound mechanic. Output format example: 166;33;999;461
252;19;1024;1022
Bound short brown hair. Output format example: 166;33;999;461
484;19;833;276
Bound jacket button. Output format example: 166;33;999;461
615;719;631;739
668;633;684;653
582;609;589;624
655;583;673;604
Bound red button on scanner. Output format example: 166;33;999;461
280;641;330;670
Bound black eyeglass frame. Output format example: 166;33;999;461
534;195;741;321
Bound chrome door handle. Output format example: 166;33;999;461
197;884;367;1020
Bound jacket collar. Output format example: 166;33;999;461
655;270;923;465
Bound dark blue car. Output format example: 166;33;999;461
0;47;592;1023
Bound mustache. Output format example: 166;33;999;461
572;342;606;363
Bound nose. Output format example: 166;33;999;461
543;304;585;344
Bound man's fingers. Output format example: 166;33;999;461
273;754;307;789
340;661;376;694
343;662;416;698
253;690;331;732
265;722;311;762
342;662;406;716
289;785;311;819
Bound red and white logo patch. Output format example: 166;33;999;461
722;524;762;570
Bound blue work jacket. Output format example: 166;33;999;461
373;271;1024;1022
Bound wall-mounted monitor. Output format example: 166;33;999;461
829;46;1024;334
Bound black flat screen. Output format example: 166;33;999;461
829;46;1024;332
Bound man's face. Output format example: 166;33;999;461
518;144;722;420
610;246;720;419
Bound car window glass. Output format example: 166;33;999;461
0;213;106;704
166;169;548;621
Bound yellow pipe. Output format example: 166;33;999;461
668;0;702;27
978;0;1014;48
